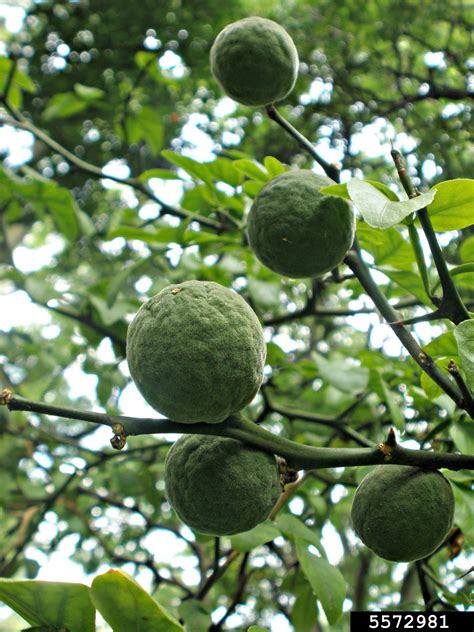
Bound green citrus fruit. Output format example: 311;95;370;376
247;170;355;278
165;434;282;535
210;16;299;106
126;280;266;424
351;465;454;562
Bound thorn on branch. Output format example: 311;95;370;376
456;563;473;580
385;427;398;448
391;310;444;327
110;423;128;450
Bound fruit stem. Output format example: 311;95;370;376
266;105;340;181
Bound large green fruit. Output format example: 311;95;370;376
247;170;355;278
126;280;266;423
210;16;299;106
351;465;455;562
165;434;282;535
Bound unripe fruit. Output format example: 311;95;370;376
351;465;455;562
210;16;299;106
126;280;266;424
165;434;282;535
247;170;355;278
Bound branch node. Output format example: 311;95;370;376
377;442;394;461
418;351;432;366
0;389;13;406
110;423;128;450
447;359;459;376
277;456;299;489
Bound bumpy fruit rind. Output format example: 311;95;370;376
247;170;355;278
165;434;282;535
210;16;299;106
126;280;266;423
351;465;454;562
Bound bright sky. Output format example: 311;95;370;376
0;4;470;630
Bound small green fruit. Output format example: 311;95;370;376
210;16;299;106
126;280;266;424
165;434;282;536
247;170;355;278
351;465;455;562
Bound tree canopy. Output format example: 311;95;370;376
0;1;473;630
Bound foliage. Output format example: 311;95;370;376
0;1;473;631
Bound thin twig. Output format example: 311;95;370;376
0;113;222;231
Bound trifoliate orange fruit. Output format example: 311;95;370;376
126;280;266;423
351;465;455;562
247;169;355;278
210;16;299;106
165;434;282;535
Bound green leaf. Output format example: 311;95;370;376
313;351;369;394
451;483;474;546
450;420;474;455
376;371;404;430
0;58;35;94
450;263;474;280
295;540;346;625
428;179;474;231
347;179;435;229
90;569;184;632
454;319;474;394
106;225;180;245
242;180;265;198
263;156;287;178
0;579;95;632
420;359;455;399
20;180;80;241
74;83;105;100
247;278;281;309
460;235;474;262
206;157;244;187
43;92;89;121
275;514;324;555
89;295;133;326
231;520;280;552
127;106;163;155
424;331;457;359
356;222;388;245
247;627;268;632
42;186;80;241
358;226;414;270
106;259;149;308
233;159;268;181
162;150;213;185
138;168;182;182
321;180;399;202
291;579;317;632
377;268;430;303
177;599;212;632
